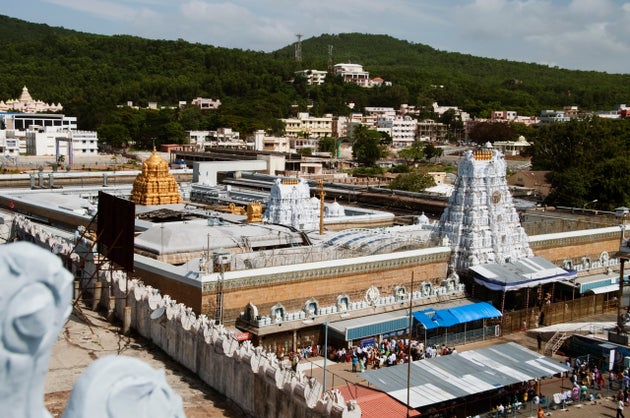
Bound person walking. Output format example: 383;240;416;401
618;398;625;418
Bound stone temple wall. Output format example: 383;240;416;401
98;269;360;418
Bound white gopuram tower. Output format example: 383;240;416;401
433;143;533;273
265;177;318;230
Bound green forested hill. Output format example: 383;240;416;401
2;15;630;208
1;15;629;133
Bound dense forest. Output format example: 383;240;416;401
1;14;630;134
2;15;630;209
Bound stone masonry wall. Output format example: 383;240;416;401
99;270;361;418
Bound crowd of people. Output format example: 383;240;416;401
291;339;458;373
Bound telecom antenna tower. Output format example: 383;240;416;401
328;45;333;72
295;34;302;63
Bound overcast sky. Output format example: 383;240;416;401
2;0;630;74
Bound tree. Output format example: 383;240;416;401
98;123;131;149
423;143;443;162
398;141;425;165
468;122;517;144
318;136;338;157
351;125;387;166
532;117;630;209
388;171;436;192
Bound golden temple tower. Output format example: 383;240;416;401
130;148;183;205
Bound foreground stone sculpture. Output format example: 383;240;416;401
0;242;185;418
62;356;185;418
0;242;73;418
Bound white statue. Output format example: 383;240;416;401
62;355;185;418
0;242;73;418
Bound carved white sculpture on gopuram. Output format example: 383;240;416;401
432;142;533;272
264;177;318;230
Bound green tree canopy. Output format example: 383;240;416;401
531;117;630;210
468;122;517;144
388;171;436;192
351;125;387;166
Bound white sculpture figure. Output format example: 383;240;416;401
0;242;73;418
62;355;185;418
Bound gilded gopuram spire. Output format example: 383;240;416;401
130;148;183;205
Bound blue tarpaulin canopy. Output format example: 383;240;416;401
413;302;501;329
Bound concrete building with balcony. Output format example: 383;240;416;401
377;115;418;149
281;112;333;139
333;63;371;88
295;69;327;86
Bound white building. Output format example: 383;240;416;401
0;130;22;156
432;102;471;122
333;64;371;88
2;113;77;131
190;97;221;110
25;127;98;158
264;177;319;230
251;130;291;153
377;115;418;149
187;128;246;150
493;135;531;156
539;110;571;124
295;69;327;86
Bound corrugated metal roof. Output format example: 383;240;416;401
361;342;569;409
328;311;410;341
470;256;576;291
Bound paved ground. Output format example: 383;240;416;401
44;305;248;417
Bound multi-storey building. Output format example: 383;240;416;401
417;119;448;142
539;109;571;124
1;113;77;131
333;63;370;88
187;128;245;150
24;127;98;159
294;69;327;86
377;115;417;149
281;113;333;139
190;97;222;110
491;111;518;122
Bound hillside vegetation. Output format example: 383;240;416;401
1;15;630;134
2;15;630;209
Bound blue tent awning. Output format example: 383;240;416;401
413;302;502;329
413;311;439;329
433;309;460;327
448;302;502;323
